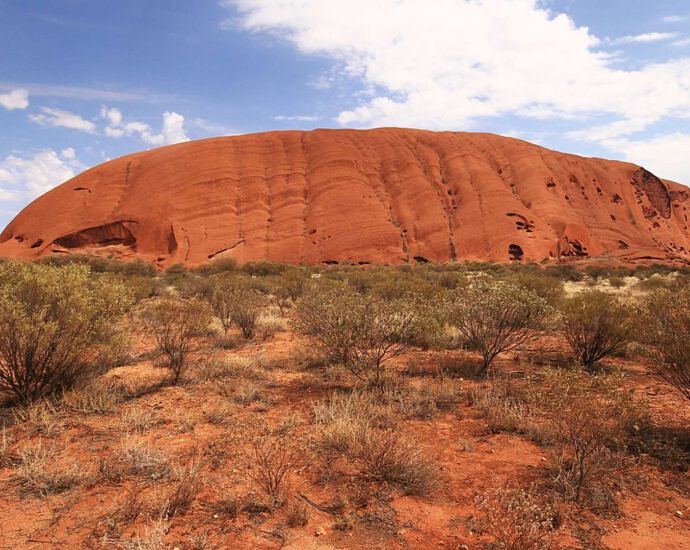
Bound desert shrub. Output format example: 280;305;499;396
139;297;212;384
245;433;298;509
257;310;285;340
608;275;626;288
285;500;310;527
270;270;307;315
506;270;564;305
471;383;529;434
475;486;556;550
233;381;264;404
312;391;394;454
241;260;286;277
559;290;632;368
165;458;205;516
15;440;84;496
296;286;425;387
534;369;645;509
639;288;690;400
448;279;550;374
207;278;265;338
356;430;438;495
0;262;132;404
195;257;238;276
545;264;585;282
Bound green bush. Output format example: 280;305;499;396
639;288;690;400
139;297;212;384
448;279;550;374
0;262;132;404
296;285;424;387
559;291;631;368
207;277;266;338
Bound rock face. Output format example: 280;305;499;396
1;128;689;266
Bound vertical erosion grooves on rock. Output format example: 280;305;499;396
1;129;689;266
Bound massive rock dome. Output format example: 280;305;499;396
1;128;689;266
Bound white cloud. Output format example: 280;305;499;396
274;114;320;121
226;0;690;133
28;107;96;133
0;89;29;110
610;32;678;44
673;38;690;48
663;15;687;23
0;149;85;200
191;117;237;136
602;133;690;184
100;107;189;145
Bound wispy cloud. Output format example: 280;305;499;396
610;32;678;44
274;115;320;122
663;15;687;23
28;107;96;133
673;38;690;47
191;117;238;136
0;82;172;103
0;89;29;111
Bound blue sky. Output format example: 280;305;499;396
1;0;689;229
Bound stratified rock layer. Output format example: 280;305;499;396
2;128;689;266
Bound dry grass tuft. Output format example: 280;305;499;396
61;379;127;415
15;440;84;497
356;429;439;496
13;399;64;437
120;406;160;435
475;486;557;550
100;438;170;482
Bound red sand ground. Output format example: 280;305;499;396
0;326;688;549
1;128;690;267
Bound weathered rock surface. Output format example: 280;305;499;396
2;128;689;266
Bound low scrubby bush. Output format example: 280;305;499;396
139;297;212;384
559;290;632;368
208;278;265;338
448;279;550;374
0;262;132;404
296;285;428;387
639;288;690;400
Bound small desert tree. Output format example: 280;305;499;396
0;262;132;404
559;290;632;368
208;278;265;338
639;288;690;400
139;297;212;384
296;285;421;388
537;369;643;507
448;279;549;374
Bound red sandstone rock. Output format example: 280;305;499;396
1;128;689;266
